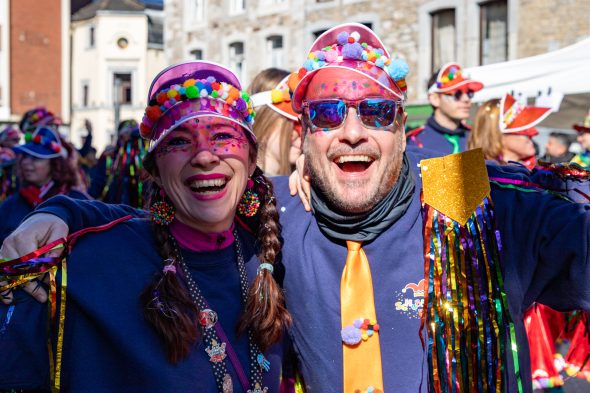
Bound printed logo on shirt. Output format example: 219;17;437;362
394;279;425;319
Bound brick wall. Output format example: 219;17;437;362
10;0;62;116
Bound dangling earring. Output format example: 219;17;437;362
150;189;175;225
238;178;260;217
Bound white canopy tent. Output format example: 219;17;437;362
465;37;590;103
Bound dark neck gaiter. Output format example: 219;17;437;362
310;153;415;243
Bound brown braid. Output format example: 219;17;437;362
238;166;292;351
140;156;201;363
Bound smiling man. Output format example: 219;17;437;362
407;63;483;154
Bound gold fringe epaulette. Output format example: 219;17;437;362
420;148;490;225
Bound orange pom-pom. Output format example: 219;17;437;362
297;68;307;78
347;37;355;43
183;79;196;87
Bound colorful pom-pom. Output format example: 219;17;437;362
387;58;410;81
350;31;361;42
337;31;349;45
341;325;362;345
342;42;363;59
185;85;199;99
156;92;168;104
271;89;283;104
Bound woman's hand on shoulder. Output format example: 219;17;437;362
288;154;311;212
0;213;69;304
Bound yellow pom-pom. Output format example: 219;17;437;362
271;89;283;104
167;89;177;98
308;52;316;60
362;333;369;341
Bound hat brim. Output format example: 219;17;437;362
148;61;243;102
573;124;590;133
505;127;539;137
429;79;484;94
148;110;256;152
501;107;552;134
292;62;403;112
13;144;62;159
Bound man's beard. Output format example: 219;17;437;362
304;137;404;215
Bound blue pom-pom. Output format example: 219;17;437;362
204;82;213;94
206;76;215;83
303;59;315;71
341;325;362;345
317;60;326;68
342;42;363;60
169;98;177;105
387;58;410;81
375;58;384;68
337;31;349;45
375;48;384;55
179;87;186;95
195;81;205;90
316;51;326;61
311;61;321;70
361;52;369;61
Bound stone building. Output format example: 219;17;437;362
166;0;590;106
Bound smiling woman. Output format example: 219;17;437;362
0;61;291;393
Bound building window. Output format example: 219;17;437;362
89;26;95;48
187;0;204;21
228;42;245;82
190;48;203;60
480;0;508;65
82;83;89;107
431;8;456;73
229;0;245;14
266;35;283;68
313;29;328;39
361;22;373;30
114;73;132;105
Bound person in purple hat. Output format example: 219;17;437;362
0;61;290;393
0;126;89;243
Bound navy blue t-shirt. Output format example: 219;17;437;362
0;219;284;392
5;148;590;392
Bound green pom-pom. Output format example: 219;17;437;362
186;85;199;99
361;42;368;48
211;90;219;98
241;91;249;101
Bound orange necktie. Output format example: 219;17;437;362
341;240;384;393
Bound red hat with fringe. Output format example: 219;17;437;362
499;93;551;137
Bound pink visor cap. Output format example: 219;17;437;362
289;23;410;113
140;61;257;152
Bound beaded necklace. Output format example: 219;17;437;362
170;230;268;393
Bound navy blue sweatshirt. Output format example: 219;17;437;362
4;148;590;392
407;116;470;155
0;220;284;392
0;189;89;243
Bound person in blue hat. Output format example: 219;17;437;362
0;126;89;243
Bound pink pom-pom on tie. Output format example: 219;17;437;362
163;264;176;274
